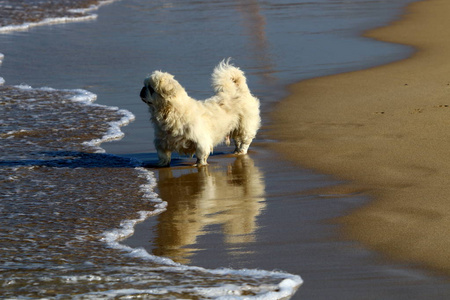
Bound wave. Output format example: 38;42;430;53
12;84;135;153
0;15;97;33
0;0;118;33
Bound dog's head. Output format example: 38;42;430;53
140;71;184;110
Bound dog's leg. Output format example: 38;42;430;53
157;148;172;167
195;153;209;166
194;145;210;166
154;138;172;167
236;141;251;155
233;138;242;154
234;142;250;154
233;137;252;155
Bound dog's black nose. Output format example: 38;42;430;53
140;86;147;99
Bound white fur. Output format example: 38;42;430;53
140;60;261;166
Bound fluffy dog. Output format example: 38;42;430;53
140;60;261;167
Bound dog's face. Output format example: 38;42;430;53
140;71;183;111
140;78;156;106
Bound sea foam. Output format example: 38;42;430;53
0;15;97;33
82;107;135;152
12;84;135;153
0;0;118;34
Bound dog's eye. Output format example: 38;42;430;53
148;86;155;95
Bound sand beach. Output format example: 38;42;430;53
269;0;450;275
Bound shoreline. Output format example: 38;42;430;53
4;0;450;297
268;0;450;275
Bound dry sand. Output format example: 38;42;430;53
268;0;450;275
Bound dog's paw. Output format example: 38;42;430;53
233;147;248;155
194;157;208;167
193;163;208;167
234;143;250;155
156;160;171;168
233;150;247;155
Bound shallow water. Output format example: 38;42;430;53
0;0;415;154
0;1;303;298
0;61;299;300
0;0;94;25
3;0;450;299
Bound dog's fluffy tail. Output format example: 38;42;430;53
211;59;250;95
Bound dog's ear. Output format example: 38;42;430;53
151;71;178;99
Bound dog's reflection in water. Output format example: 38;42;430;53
153;155;266;264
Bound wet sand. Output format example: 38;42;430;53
269;0;450;276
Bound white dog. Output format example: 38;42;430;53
140;60;261;167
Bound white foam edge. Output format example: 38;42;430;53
14;84;97;103
100;167;303;299
68;0;119;14
0;0;119;34
0;15;97;33
79;279;302;300
12;84;135;153
100;167;174;265
82;107;135;153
